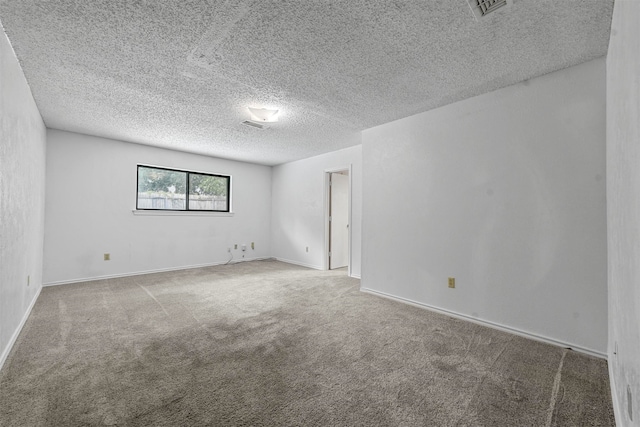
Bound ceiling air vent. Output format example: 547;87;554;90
467;0;509;19
241;120;269;130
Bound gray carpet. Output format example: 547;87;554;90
0;260;614;426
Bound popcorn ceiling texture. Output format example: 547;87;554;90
0;0;614;165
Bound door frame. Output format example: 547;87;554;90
324;165;352;275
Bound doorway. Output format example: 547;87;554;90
327;169;350;271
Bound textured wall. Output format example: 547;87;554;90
0;23;46;368
44;130;272;284
607;0;640;424
271;145;362;278
362;58;607;355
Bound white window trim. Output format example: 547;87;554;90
132;209;234;217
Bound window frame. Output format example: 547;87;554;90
136;165;231;213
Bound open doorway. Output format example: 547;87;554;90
326;169;350;272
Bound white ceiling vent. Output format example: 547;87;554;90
241;120;270;130
467;0;510;19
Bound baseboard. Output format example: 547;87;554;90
360;287;607;360
0;286;42;372
273;257;322;271
274;258;361;277
43;257;274;287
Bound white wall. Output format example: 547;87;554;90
362;58;607;355
44;130;272;284
607;1;640;424
271;145;362;277
0;23;46;368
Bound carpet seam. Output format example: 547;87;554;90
545;348;567;427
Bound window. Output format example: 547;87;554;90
136;165;230;212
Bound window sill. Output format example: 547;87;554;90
132;210;234;217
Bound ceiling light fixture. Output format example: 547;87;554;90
248;107;279;123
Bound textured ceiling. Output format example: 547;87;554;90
0;0;614;165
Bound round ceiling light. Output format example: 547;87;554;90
248;107;279;123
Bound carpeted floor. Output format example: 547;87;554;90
0;260;614;426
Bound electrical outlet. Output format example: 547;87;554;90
104;253;110;261
251;242;255;250
234;244;238;250
241;244;246;251
306;246;309;253
448;277;455;288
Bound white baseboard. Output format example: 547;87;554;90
43;257;273;287
274;258;361;278
360;287;607;360
0;286;42;372
273;257;323;271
